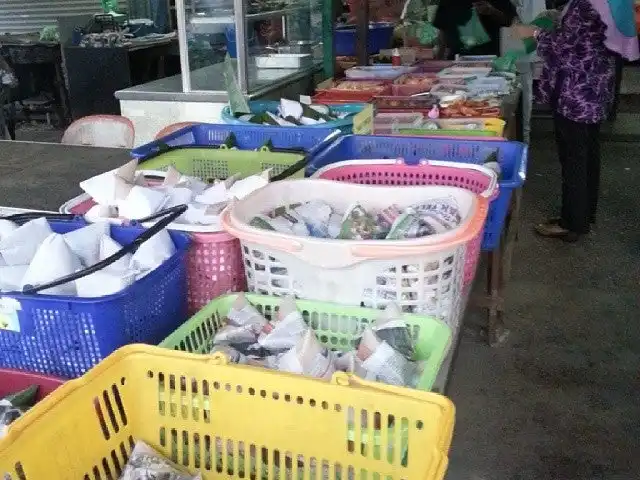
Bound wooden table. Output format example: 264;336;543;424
0;141;130;211
470;90;524;347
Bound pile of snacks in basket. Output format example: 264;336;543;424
237;98;355;126
80;160;270;227
0;217;175;297
249;197;463;240
208;293;425;388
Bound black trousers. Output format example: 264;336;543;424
553;113;601;234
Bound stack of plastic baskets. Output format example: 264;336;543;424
306;135;528;251
62;124;342;314
0;212;190;378
312;160;499;287
159;293;452;392
0;344;455;480
222;179;489;331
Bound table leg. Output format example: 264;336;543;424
501;188;522;284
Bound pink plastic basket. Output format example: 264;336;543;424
313;159;499;287
60;194;246;314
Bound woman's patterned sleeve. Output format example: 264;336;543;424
534;0;604;65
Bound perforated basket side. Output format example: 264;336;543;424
0;345;455;480
159;294;452;392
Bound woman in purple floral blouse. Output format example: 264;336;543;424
512;0;639;242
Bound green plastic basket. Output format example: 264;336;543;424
159;293;452;392
137;147;307;180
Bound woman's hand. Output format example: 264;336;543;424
511;24;538;40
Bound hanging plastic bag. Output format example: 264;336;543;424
458;8;491;49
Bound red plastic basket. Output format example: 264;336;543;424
0;368;64;401
313;159;499;287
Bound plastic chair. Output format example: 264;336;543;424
154;122;198;140
61;115;135;148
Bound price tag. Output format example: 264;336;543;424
223;55;251;116
352;104;374;135
0;297;21;332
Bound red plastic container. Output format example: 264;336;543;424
392;73;438;96
316;80;391;102
312;91;376;104
0;368;64;401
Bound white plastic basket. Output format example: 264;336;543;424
222;179;489;329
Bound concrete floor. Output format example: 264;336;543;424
447;139;640;479
2;114;639;479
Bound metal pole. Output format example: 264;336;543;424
322;0;335;78
175;0;191;93
356;0;369;65
234;0;249;92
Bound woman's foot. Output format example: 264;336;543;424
547;216;595;226
534;222;581;243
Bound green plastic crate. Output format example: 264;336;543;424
159;293;452;392
137;147;306;180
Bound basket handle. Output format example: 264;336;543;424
349;197;489;258
418;159;500;200
3;212;81;224
220;209;303;252
21;204;187;294
269;154;312;181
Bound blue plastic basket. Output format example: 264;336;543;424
131;123;342;160
306;135;528;251
220;101;364;133
334;22;395;56
0;221;190;379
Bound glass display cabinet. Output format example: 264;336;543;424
176;0;323;95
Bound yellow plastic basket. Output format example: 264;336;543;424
0;345;455;480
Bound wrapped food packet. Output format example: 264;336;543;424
335;351;371;379
258;296;307;351
375;204;403;239
0;400;25;439
293;201;333;238
277;329;337;380
386;208;437;239
327;213;343;238
413;196;462;233
227;293;268;330
338;204;378;240
120;440;202;480
212;324;260;346
372;303;415;359
357;328;417;387
249;211;310;236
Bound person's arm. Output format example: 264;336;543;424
512;0;603;63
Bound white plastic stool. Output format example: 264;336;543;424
61;115;135;148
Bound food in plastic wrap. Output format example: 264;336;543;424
338;204;377;240
120;440;202;480
276;329;337;380
258;296;307;351
250;199;463;241
356;328;419;387
293;201;333;238
372;303;415;359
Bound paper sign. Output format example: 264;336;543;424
352;104;374;134
223;55;251;116
299;95;312;105
0;297;21;332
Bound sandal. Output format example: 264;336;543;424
534;222;580;243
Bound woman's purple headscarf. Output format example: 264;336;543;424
562;0;639;60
